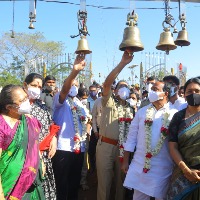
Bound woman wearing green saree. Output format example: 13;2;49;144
167;77;200;200
0;85;45;200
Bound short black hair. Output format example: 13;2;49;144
0;84;23;114
24;73;43;84
44;75;56;83
89;85;97;90
78;87;89;98
142;90;148;95
147;77;155;82
179;86;184;90
115;80;128;90
163;75;180;86
184;77;200;94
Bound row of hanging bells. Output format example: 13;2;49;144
156;13;190;54
119;7;190;55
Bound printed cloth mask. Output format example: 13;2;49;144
90;91;97;97
81;99;88;106
45;85;55;92
27;87;41;99
17;100;32;114
69;85;78;97
148;90;164;103
170;86;178;97
118;87;130;100
146;83;153;92
186;93;200;106
127;98;136;107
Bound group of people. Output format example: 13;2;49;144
0;51;199;200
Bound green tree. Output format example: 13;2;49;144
0;70;21;87
0;32;65;81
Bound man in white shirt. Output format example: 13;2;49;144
121;81;177;200
52;54;87;200
163;75;185;110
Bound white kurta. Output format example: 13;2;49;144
123;103;177;199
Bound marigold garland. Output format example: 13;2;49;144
68;97;87;154
117;105;133;162
143;106;170;173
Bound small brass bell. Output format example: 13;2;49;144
75;36;92;54
119;26;144;52
156;28;177;54
174;28;190;47
28;21;35;29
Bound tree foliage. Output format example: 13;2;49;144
0;70;21;87
0;32;65;83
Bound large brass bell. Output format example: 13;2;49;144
119;12;144;53
28;21;34;29
119;26;144;52
75;36;92;54
156;28;177;54
174;28;190;47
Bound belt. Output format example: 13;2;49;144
100;135;118;146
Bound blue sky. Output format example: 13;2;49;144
0;0;200;85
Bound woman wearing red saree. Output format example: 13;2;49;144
0;85;45;200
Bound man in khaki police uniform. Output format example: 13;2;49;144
96;51;134;200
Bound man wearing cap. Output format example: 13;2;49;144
96;51;134;200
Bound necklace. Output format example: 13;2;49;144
68;97;87;154
143;106;170;173
117;103;133;162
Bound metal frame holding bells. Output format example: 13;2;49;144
71;7;92;55
119;11;144;53
156;0;177;54
28;0;36;29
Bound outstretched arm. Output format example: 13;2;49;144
103;51;133;97
59;54;86;104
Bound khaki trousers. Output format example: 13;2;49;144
96;140;125;200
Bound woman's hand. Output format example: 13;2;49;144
41;159;46;178
183;168;200;183
48;136;57;158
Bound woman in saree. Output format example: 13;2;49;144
167;77;200;200
0;84;45;200
23;73;57;200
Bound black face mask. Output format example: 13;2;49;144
186;93;200;106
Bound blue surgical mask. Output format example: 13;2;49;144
90;91;97;97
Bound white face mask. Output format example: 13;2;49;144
45;85;55;92
146;83;153;93
148;90;164;103
127;98;136;107
118;87;130;100
170;86;177;97
17;100;32;114
27;87;41;99
69;85;78;97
